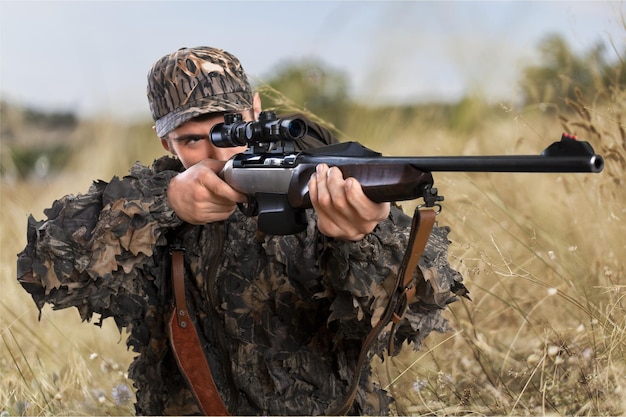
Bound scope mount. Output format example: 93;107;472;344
212;111;308;156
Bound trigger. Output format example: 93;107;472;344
237;196;258;217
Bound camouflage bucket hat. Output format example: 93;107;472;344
147;46;253;137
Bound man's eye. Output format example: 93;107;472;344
181;135;206;144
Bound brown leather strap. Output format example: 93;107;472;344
325;208;436;415
391;208;436;323
171;250;189;328
168;248;230;416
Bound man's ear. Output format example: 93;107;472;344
252;92;262;119
155;126;176;155
160;137;173;153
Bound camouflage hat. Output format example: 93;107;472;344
147;46;253;137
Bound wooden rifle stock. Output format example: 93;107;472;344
287;135;603;208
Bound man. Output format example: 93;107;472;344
17;46;465;415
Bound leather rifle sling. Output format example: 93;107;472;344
168;247;230;416
325;208;436;415
392;208;436;323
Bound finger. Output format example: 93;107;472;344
198;168;247;204
309;170;333;224
181;186;238;222
313;164;332;208
344;178;390;222
308;171;319;205
198;158;227;174
342;178;370;214
325;167;350;212
197;202;238;218
310;168;345;236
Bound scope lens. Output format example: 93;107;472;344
287;120;306;139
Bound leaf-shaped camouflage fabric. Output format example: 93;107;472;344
17;115;466;415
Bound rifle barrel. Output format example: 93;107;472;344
299;136;604;174
303;154;604;174
396;154;604;173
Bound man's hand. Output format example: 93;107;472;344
308;164;390;241
167;159;247;224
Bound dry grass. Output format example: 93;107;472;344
1;89;624;415
363;91;626;415
1;121;162;416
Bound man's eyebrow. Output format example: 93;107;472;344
171;134;210;142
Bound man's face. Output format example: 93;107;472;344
161;112;250;169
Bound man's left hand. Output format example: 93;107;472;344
308;164;391;241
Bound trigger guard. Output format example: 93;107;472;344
237;196;258;217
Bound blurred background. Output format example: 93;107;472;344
1;1;625;415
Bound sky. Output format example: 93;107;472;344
1;1;624;122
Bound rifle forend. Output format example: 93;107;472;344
213;114;604;235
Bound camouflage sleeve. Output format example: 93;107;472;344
17;159;183;327
321;205;466;354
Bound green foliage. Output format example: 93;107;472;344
447;94;491;132
520;33;625;108
23;107;78;129
6;144;72;179
257;59;351;131
1;101;77;179
1;100;77;133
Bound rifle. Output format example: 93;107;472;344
210;111;604;235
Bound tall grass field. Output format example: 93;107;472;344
1;88;624;415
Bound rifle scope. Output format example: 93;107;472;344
211;111;307;147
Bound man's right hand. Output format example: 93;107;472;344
167;159;247;224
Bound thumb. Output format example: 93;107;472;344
199;158;227;174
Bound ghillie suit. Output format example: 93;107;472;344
17;119;466;415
